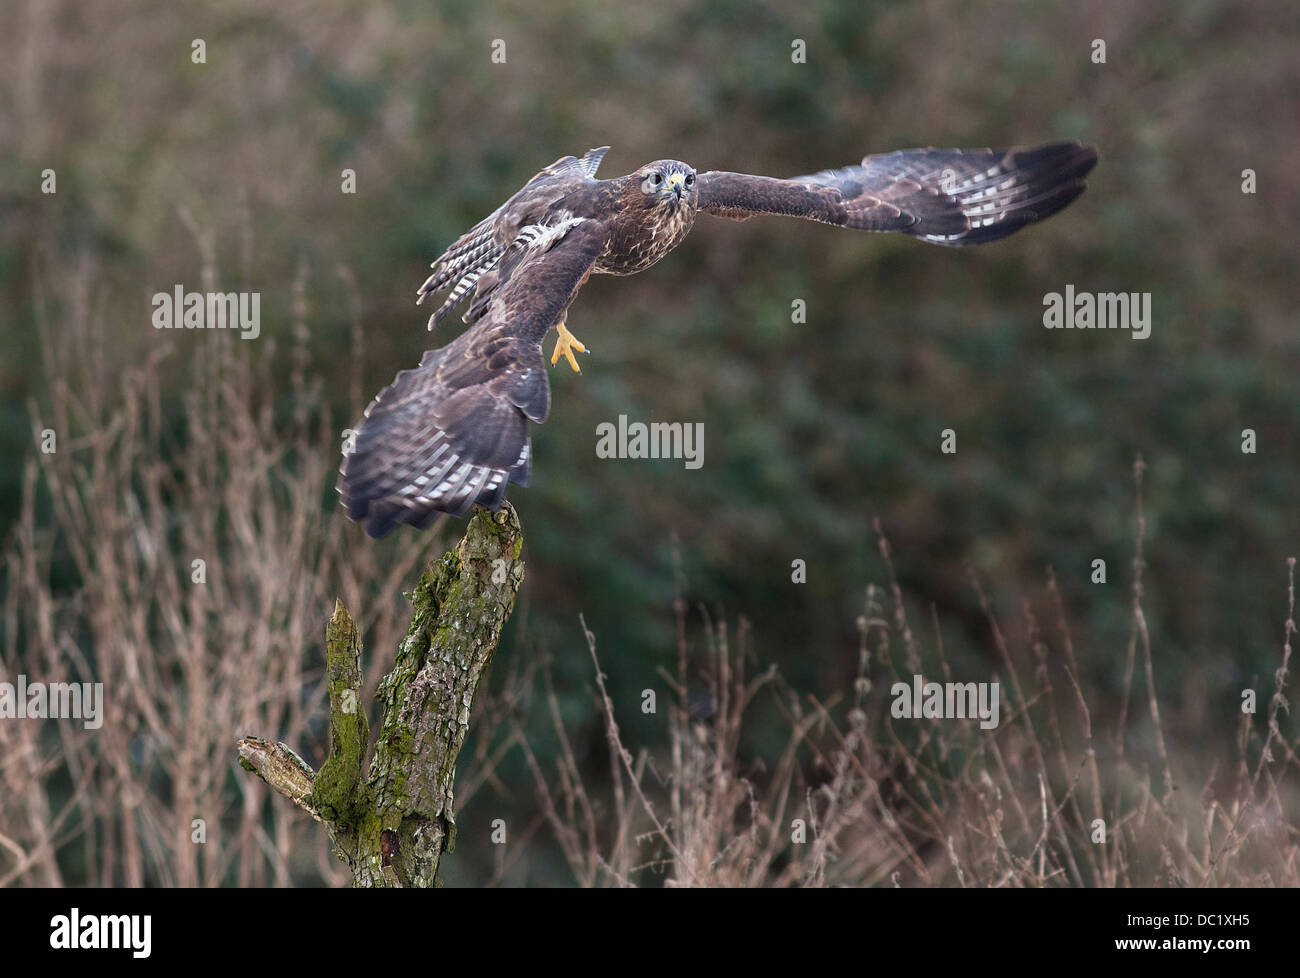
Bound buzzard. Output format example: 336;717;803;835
341;141;1098;536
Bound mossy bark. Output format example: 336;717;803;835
237;502;524;887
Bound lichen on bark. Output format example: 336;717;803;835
312;601;369;825
237;502;525;887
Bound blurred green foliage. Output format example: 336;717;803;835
1;0;1297;884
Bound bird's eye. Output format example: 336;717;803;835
651;172;663;185
685;173;695;186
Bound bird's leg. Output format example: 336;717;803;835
550;320;590;374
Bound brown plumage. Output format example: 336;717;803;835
340;141;1098;536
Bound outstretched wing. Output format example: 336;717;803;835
696;141;1097;246
340;219;605;536
416;146;612;328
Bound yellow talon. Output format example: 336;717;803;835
550;320;589;373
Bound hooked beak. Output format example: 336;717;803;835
667;172;686;199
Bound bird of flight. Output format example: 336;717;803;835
340;141;1098;536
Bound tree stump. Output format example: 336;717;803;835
237;502;524;886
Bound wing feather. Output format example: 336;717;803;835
340;219;605;536
697;141;1098;245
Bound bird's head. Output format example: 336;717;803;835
633;160;697;211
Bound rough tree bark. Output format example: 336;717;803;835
237;502;524;887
